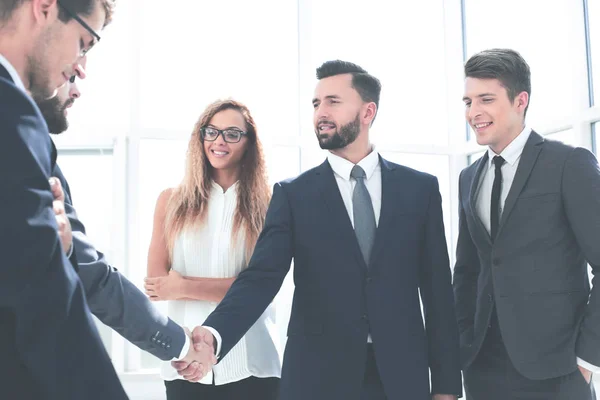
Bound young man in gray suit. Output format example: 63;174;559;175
39;64;213;382
454;48;600;399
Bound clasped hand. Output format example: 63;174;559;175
174;327;217;382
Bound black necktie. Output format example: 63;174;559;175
490;156;505;242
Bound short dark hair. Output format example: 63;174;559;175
316;60;382;122
464;48;531;116
0;0;115;27
57;0;115;27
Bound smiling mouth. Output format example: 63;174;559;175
317;122;336;132
211;149;229;157
474;122;493;129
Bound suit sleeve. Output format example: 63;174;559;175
67;201;186;361
203;182;293;360
452;170;481;339
419;176;462;397
561;147;600;366
0;85;127;399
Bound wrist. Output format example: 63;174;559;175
178;278;189;299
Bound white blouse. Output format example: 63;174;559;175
160;181;282;385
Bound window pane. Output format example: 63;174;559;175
544;129;576;146
590;0;600;105
307;0;449;145
377;153;452;250
55;151;115;353
61;0;135;142
465;0;582;126
264;146;301;185
139;0;299;141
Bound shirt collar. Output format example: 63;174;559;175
327;148;380;181
487;126;532;167
0;53;27;93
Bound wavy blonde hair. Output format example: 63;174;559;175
164;99;271;262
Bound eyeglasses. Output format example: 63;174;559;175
201;127;247;143
57;0;101;57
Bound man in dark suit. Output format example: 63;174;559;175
0;0;129;399
454;48;600;399
34;67;211;373
175;60;462;399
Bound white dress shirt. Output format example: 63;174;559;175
0;53;27;92
475;126;531;234
167;181;281;385
475;126;599;373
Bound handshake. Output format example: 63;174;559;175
174;326;218;382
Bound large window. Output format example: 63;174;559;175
138;0;299;143
304;0;451;146
464;0;588;130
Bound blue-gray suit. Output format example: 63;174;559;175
51;146;187;361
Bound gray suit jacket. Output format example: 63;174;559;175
453;131;600;380
52;149;186;361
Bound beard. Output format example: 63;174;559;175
315;114;361;150
35;95;71;134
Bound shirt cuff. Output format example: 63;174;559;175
66;243;74;258
202;326;222;358
174;333;191;361
577;357;600;373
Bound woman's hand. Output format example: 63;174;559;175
144;270;185;301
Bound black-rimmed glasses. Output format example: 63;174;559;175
57;0;101;57
201;127;247;143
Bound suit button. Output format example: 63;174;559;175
488;294;493;303
366;277;372;283
361;314;368;321
492;257;500;266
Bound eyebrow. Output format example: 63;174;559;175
312;95;342;104
462;93;497;101
207;124;244;130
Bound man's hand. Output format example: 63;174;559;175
432;395;457;400
171;327;216;382
50;177;72;254
144;270;185;301
579;365;592;384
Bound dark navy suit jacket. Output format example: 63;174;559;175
204;158;462;400
0;63;127;399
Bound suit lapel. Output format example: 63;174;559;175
496;131;544;237
0;64;11;82
315;160;367;271
469;152;492;245
369;157;395;267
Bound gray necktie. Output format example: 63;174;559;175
351;165;376;265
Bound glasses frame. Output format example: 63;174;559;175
57;0;101;57
200;127;248;143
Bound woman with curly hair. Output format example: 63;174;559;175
144;99;281;399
